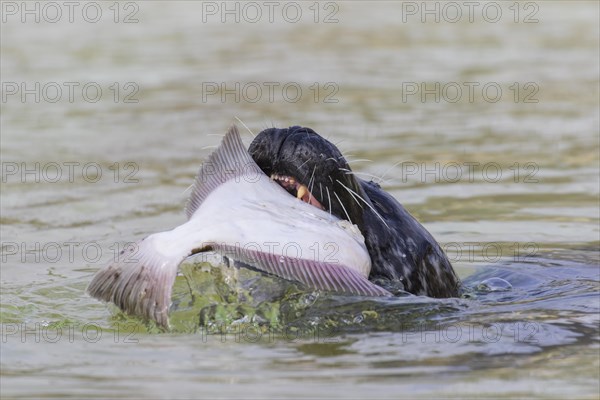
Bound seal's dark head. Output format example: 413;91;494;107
248;126;366;229
249;126;461;298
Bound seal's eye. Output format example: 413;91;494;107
271;174;325;210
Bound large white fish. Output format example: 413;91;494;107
87;126;391;327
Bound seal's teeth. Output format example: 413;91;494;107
297;185;308;200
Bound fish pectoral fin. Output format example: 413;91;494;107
86;234;192;329
213;244;392;297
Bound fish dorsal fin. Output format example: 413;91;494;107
185;125;259;219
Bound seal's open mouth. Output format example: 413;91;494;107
249;126;365;228
270;174;325;210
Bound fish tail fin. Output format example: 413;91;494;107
86;233;188;328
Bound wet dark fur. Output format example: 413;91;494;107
248;126;461;298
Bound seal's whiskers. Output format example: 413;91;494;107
307;165;317;205
235;116;255;138
325;186;332;216
335;179;364;209
377;160;405;184
336;179;390;229
334;191;352;224
339;168;385;183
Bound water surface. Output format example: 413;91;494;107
1;1;599;398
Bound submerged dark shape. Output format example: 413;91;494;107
249;126;461;298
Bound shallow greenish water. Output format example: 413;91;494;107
1;1;599;399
